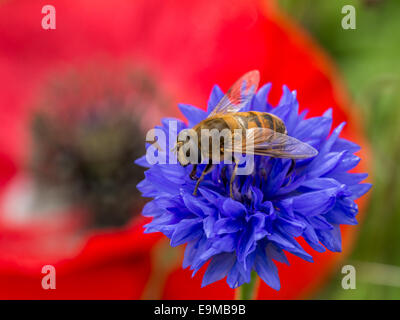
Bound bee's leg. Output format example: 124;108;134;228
221;165;228;185
286;159;296;177
229;159;239;199
281;159;296;188
193;162;214;196
189;164;198;180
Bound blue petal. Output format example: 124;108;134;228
251;83;272;112
331;138;360;153
323;108;333;118
292;187;340;216
348;183;372;200
207;85;224;113
294;116;332;143
134;155;152;168
221;198;247;218
254;246;280;291
227;261;246;289
237;227;256;263
325;208;358;225
273;87;299;133
277;85;295;106
301;224;326;253
203;214;217;238
319;122;346;155
275;175;306;196
178;104;208;127
183;236;207;269
200;234;236;262
328;172;368;185
237;213;268;263
202;253;236;287
214;218;243;235
277;215;306;237
264;159;291;197
267;231;313;262
301;178;341;190
199;187;224;203
266;243;289;265
181;191;216;217
161;117;187;133
308;215;333;230
306;151;346;179
170;219;203;247
317;224;342;252
142;197;174;217
330;153;360;173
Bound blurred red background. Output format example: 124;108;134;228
0;0;370;299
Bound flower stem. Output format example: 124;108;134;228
236;271;259;300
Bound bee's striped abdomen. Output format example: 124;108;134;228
259;112;287;134
230;112;287;134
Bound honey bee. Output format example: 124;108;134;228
174;70;318;198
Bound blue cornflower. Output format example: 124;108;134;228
135;80;371;290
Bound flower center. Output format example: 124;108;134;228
29;65;168;228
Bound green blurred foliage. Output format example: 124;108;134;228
279;0;400;299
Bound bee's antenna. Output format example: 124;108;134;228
171;144;178;155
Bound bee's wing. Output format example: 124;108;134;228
225;127;318;159
207;70;260;118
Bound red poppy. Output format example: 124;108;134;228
0;0;371;299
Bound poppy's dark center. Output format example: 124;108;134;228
30;66;167;228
